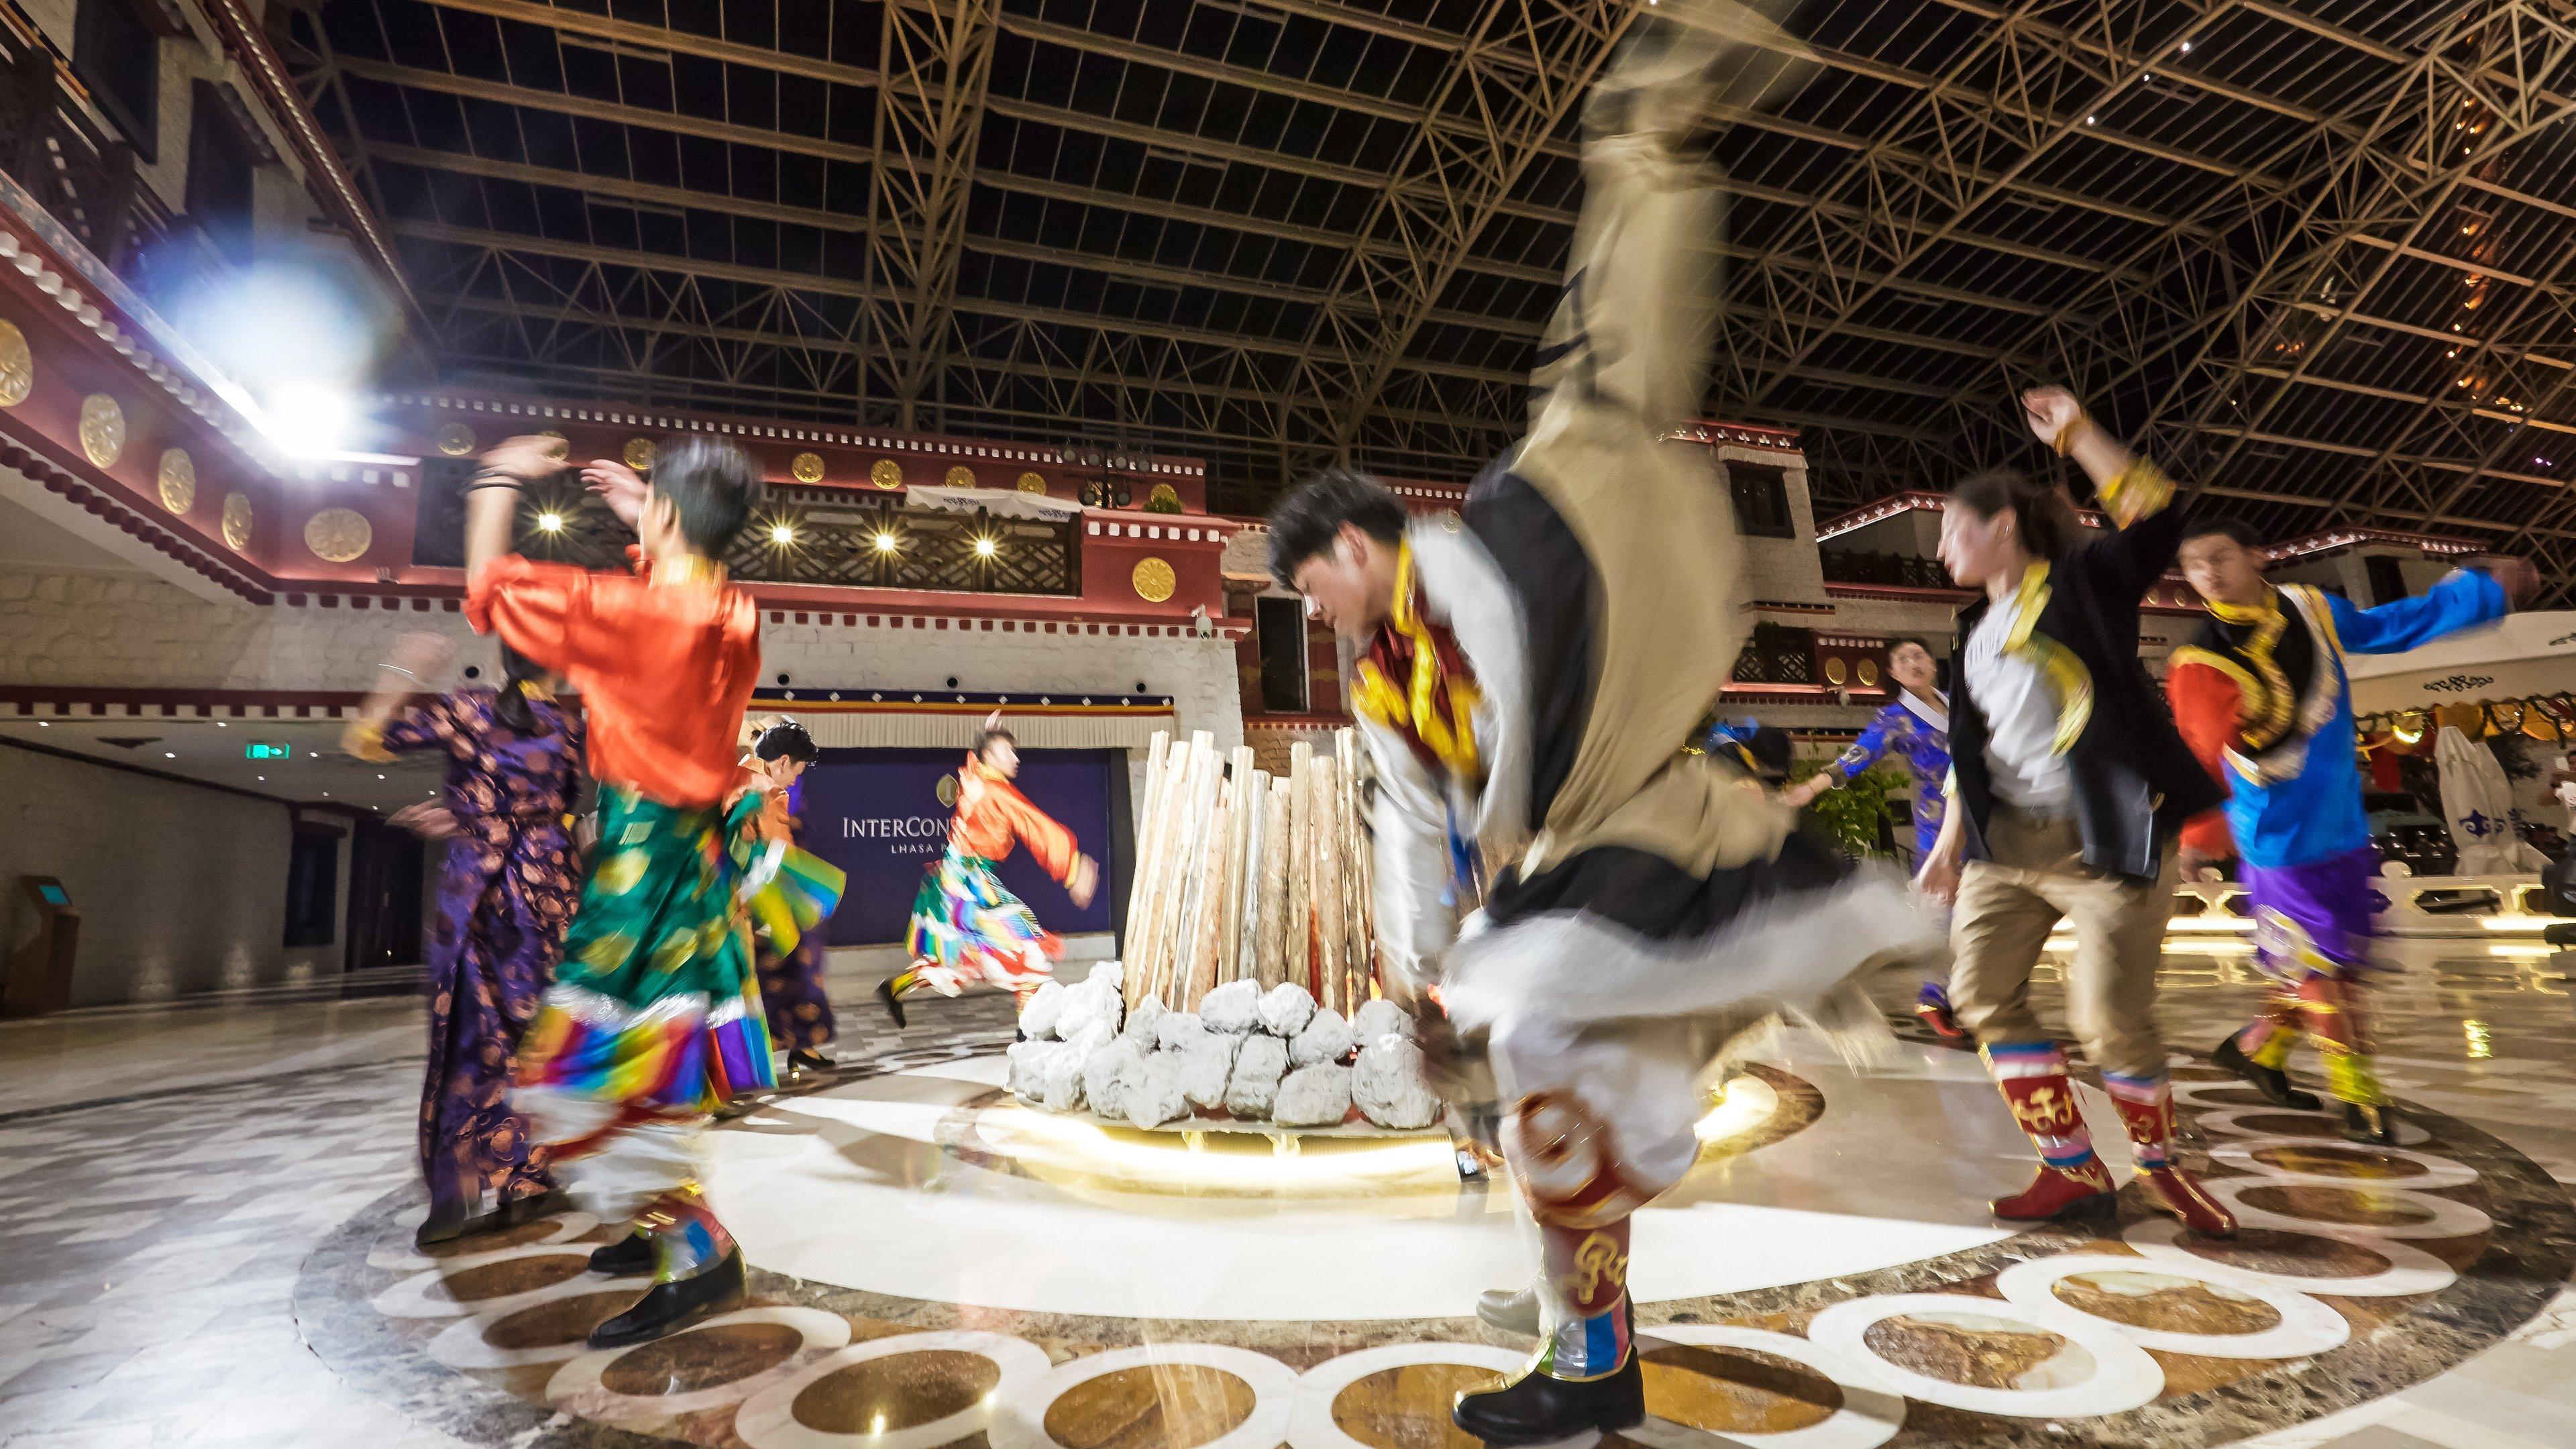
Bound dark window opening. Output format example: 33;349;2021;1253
186;84;258;265
74;0;160;162
1727;462;1794;539
284;827;339;949
1256;595;1309;713
2365;555;2410;606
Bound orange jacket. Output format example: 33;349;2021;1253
949;755;1080;882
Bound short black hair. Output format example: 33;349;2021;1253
1884;636;1933;662
2182;517;2267;551
753;719;818;765
1267;467;1407;590
977;725;1018;761
652;436;764;554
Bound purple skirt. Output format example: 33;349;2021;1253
2245;846;2378;980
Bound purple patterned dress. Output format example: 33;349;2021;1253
757;777;837;1052
380;689;585;1220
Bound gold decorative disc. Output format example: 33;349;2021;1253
303;507;373;564
1147;482;1182;510
78;393;124;468
436;423;476;457
869;458;901;490
945;464;975;487
1131;556;1177;603
221;492;253;551
936;773;960;808
623;437;657;471
0;319;32;407
792;451;826;484
1858;659;1880;687
1824;657;1848;686
1016;471;1049;494
157;448;195;513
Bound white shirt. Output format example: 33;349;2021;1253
1964;600;2072;810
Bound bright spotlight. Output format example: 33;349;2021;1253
535;512;564;533
973;535;998;558
769;522;798;546
260;380;360;457
872;532;898;553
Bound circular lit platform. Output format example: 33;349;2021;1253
305;1032;2576;1449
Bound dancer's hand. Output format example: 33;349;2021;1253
581;459;650;528
1916;845;1963;907
2476;556;2541;606
480;434;568;484
389;802;458;839
1780;773;1831;809
2021;386;2085;450
1066;854;1099;909
2178;849;2225;883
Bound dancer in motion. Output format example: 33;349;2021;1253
462;434;777;1347
1780;638;1964;1039
345;631;584;1248
1271;7;1924;1439
743;718;838;1075
880;714;1099;1028
2169;521;2534;1143
1916;390;2236;1237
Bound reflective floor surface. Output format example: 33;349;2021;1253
5;942;2576;1449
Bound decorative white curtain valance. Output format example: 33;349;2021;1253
754;704;1178;753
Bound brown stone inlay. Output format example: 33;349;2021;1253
2239;1184;2439;1227
792;1349;1000;1434
598;1322;803;1397
1043;1364;1257;1449
2249;1143;2430;1181
1642;1345;1843;1435
1862;1312;2093;1390
435;1254;590;1302
480;1292;637;1349
1331;1364;1500;1449
2049;1271;2284;1335
2169;1228;2394;1279
2231;1113;2355;1142
423;1218;570;1258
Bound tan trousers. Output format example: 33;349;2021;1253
1948;807;2179;1079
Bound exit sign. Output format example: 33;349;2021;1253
245;743;292;760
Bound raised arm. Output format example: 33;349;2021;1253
343;633;455;763
2025;388;2186;602
1782;711;1894;809
2327;560;2531;655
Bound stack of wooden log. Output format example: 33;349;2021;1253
1122;729;1378;1016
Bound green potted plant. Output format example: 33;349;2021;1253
1793;753;1902;860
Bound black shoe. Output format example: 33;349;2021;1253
588;1230;657;1279
2343;1102;2401;1145
414;1201;470;1251
1452;1354;1645;1446
877;977;909;1030
2212;1035;2322;1111
787;1048;835;1075
587;1250;746;1349
494;1189;572;1230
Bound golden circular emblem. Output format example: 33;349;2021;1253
1857;658;1880;687
1823;657;1848;686
792;451;826;484
435;423;476;457
945;464;975;487
1131;556;1177;603
1016;471;1048;494
221;492;253;551
0;319;32;407
936;773;960;808
78;393;124;468
1147;482;1181;511
869;458;902;490
623;437;657;471
303;507;373;563
536;430;569;463
156;448;195;513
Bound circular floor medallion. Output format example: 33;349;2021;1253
1996;1254;2351;1360
988;1342;1297;1449
425;1287;637;1370
367;1212;600;1273
371;1246;596;1319
2121;1218;2457;1298
738;1328;1048;1449
1807;1294;2162;1419
1286;1342;1525;1449
2210;1136;2477;1190
548;1306;851;1421
1636;1326;1904;1449
2208;1177;2491;1240
2192;1106;2434;1148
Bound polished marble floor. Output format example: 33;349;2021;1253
5;944;2576;1449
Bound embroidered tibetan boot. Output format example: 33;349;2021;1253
1453;1220;1644;1445
2293;972;2402;1145
1915;980;1968;1042
2213;1010;2321;1110
1982;1042;2116;1220
875;974;910;1030
588;1186;748;1348
2105;1071;2237;1238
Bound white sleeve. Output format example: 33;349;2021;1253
1356;713;1456;994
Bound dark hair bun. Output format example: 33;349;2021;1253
753;719;819;764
